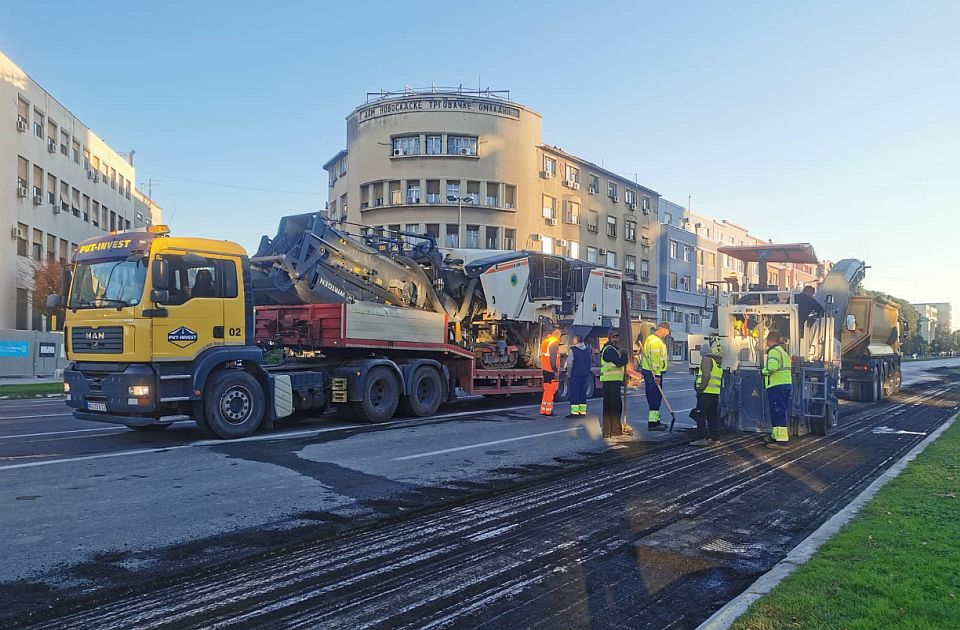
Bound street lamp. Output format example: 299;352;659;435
447;194;471;247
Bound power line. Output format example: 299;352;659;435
137;171;323;196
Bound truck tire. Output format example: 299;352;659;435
397;366;443;417
349;366;400;423
554;375;570;403
203;370;265;439
586;377;597;399
883;366;901;397
861;370;881;403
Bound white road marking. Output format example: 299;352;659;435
0;427;127;440
394;427;582;461
0;413;73;420
872;426;927;436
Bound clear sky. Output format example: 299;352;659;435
2;1;957;325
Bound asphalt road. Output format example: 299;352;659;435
1;358;958;628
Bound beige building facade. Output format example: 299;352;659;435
324;88;659;320
2;51;147;330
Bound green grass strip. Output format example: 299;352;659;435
733;415;960;630
0;382;65;397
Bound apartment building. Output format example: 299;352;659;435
911;303;939;343
912;302;951;337
323;87;659;321
2;51;145;330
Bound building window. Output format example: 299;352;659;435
564;164;580;185
426;180;441;204
541;235;554;254
542;156;557;176
690;313;701;326
669;272;678;290
465;225;480;249
587;210;599;233
674;311;684;324
641;259;650;282
32;229;43;261
60;130;69;156
406;181;420;204
680;275;691;291
466;181;480;204
670;240;679;259
606;251;617;268
607;181;618;200
72;139;80;164
565;200;580;224
16;223;28;257
502;184;516;209
568;240;580;259
445;224;459;248
586;246;598;263
485;182;499;206
542;194;556;220
32;164;43;199
404;223;419;235
447;135;477;156
392;135;420;156
446;180;460;201
33;109;43;137
624;188;636;206
683;245;692;262
625;221;636;242
425;223;440;240
485;226;499;249
625;255;637;276
425;135;442;155
340;193;347;213
664;212;673;224
640;292;649;310
504;228;516;250
17;156;28;192
606;215;617;238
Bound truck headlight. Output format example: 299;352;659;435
128;385;150;397
63;382;70;393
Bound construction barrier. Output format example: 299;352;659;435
0;329;67;377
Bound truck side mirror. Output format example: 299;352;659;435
150;288;170;304
46;293;62;309
152;257;170;290
846;314;857;331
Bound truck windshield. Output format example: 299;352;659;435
69;257;147;309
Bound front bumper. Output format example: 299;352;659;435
65;362;158;417
72;410;169;427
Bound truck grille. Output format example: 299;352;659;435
71;327;123;354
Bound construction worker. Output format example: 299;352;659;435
539;327;562;416
565;335;591;418
691;337;723;446
762;330;793;446
599;329;628;438
640;321;670;431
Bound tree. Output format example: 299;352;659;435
857;288;923;356
31;258;67;326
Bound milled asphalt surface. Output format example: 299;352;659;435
1;358;958;627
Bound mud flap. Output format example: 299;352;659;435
273;374;293;419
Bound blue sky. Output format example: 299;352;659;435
2;1;957;324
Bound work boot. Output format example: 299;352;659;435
763;435;787;449
621;424;634;435
690;438;711;446
647;423;667;432
566;413;580;419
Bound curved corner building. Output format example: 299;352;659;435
323;87;659;321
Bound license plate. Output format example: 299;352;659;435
87;401;107;412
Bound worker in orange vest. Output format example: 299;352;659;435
539;327;562;416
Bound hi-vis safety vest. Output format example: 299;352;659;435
763;345;792;388
599;343;625;382
640;334;668;375
540;336;559;372
696;358;722;394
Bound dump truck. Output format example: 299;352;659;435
52;214;622;438
838;295;902;402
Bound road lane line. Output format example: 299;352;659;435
0;427;127;440
394;428;582;461
0;413;73;420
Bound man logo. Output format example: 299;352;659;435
84;331;106;341
168;326;199;348
510;273;518;287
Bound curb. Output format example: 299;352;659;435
697;409;959;630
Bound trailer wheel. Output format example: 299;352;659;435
811;404;835;436
203;371;265;439
861;371;881;403
349;366;400;423
398;367;443;417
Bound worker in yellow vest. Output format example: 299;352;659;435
690;337;723;446
640;321;671;431
539;328;562;416
762;331;793;446
599;329;628;438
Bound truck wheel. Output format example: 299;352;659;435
555;375;570;403
883;367;901;397
398;367;443;417
203;371;265;439
349;366;400;423
861;371;880;403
